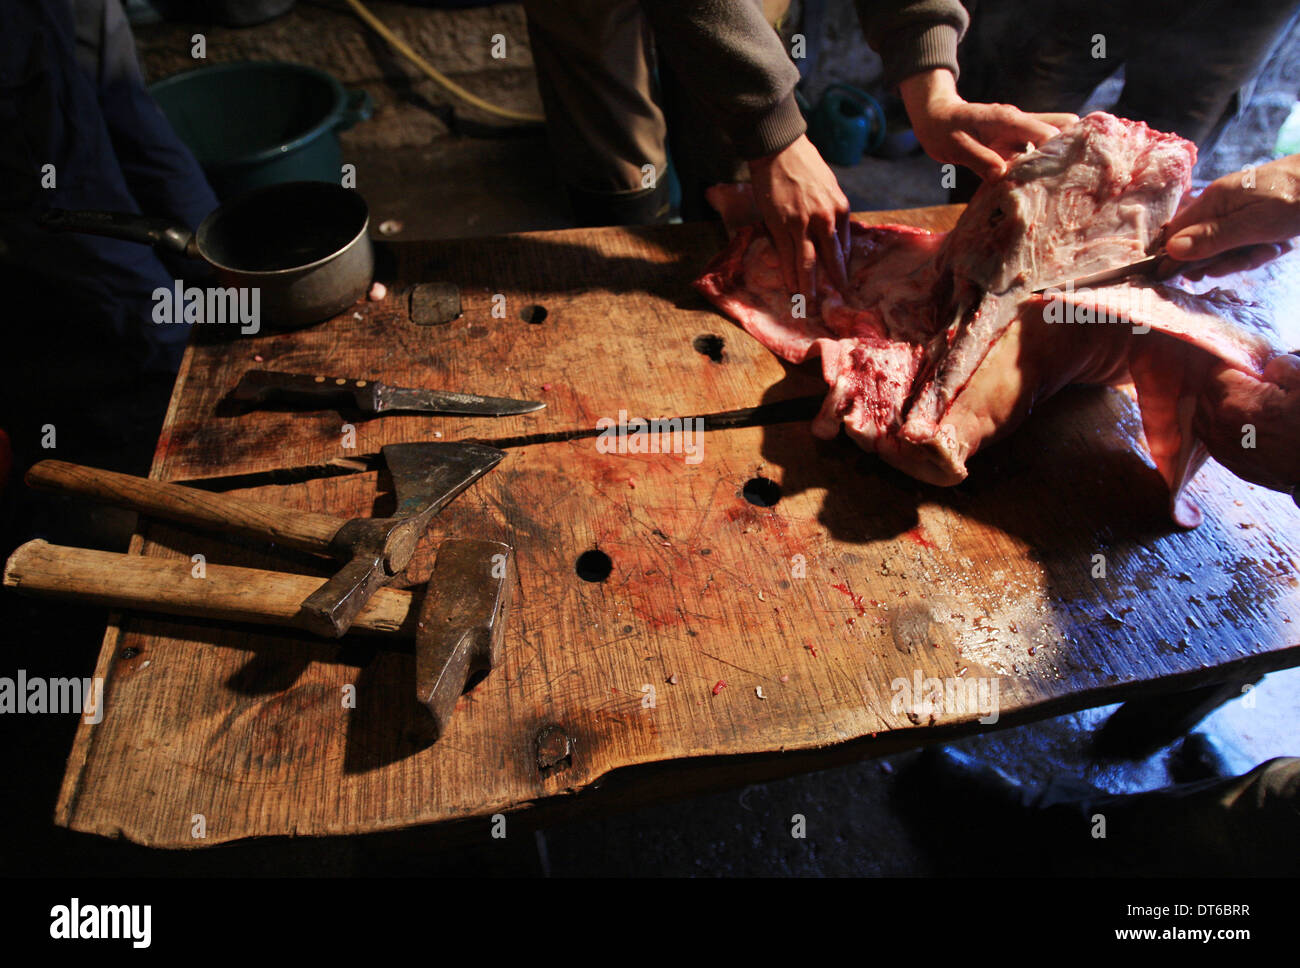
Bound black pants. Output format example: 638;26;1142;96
1037;757;1300;875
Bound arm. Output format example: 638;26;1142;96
856;1;1073;180
643;1;849;295
855;0;968;88
1194;354;1300;494
640;1;805;162
1160;154;1300;279
899;69;1076;180
1172;156;1300;494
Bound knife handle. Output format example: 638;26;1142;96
25;460;349;556
232;370;380;412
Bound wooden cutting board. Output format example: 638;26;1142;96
52;207;1300;846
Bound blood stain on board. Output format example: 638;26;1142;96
830;582;867;615
904;526;939;550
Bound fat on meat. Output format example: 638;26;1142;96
694;113;1288;527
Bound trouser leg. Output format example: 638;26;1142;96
1039;757;1300;875
1093;679;1261;757
959;0;1300;162
523;0;786;224
953;0;1128;200
1117;0;1300;151
958;0;1126;114
522;0;670;225
660;0;783;222
657;55;747;222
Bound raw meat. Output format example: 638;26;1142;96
694;113;1288;527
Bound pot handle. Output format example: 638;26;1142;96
38;208;198;258
336;88;375;131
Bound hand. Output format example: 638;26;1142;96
1194;353;1300;492
748;134;851;297
1160;156;1300;278
899;69;1076;181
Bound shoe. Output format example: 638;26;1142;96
1167;732;1249;783
565;182;672;227
908;747;1033;813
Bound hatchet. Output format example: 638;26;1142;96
24;442;503;638
3;537;511;740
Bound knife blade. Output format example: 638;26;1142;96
232;370;545;417
1029;246;1241;295
180;394;828;492
1031;254;1165;294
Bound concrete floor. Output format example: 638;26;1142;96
4;1;1296;878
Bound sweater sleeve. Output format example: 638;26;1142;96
640;0;805;160
854;0;970;89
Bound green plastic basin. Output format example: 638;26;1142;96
149;61;373;199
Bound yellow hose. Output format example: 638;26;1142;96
342;0;545;124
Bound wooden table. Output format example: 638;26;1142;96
52;207;1300;846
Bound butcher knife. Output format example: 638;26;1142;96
1033;247;1257;294
233;370;545;417
177;394;828;491
1032;255;1166;294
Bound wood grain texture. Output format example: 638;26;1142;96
150;208;961;482
26;460;347;551
51;208;1300;846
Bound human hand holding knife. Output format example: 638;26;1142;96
1031;241;1286;295
1034;155;1300;294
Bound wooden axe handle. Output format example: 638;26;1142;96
3;540;417;637
26;460;348;555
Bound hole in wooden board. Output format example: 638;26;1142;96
536;724;574;775
741;476;782;507
521;304;548;324
575;549;613;582
693;333;725;363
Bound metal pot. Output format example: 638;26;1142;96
40;181;373;331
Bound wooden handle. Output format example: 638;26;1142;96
232;370;379;411
26;460;348;555
3;540;417;637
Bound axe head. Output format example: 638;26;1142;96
382;442;505;520
414;538;513;740
299;442;505;638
